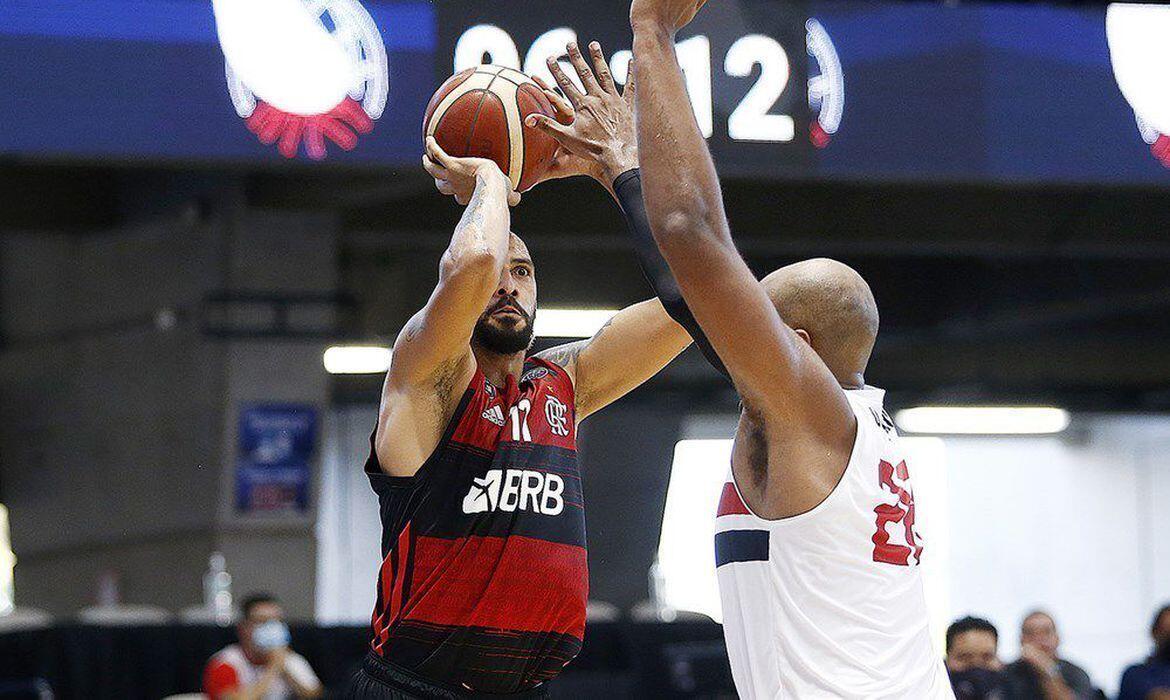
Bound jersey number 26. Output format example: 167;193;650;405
871;460;923;566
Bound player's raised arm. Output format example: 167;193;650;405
374;138;518;474
387;137;518;387
536;298;691;422
629;2;852;437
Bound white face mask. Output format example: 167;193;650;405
252;619;290;650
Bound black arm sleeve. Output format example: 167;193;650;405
613;168;730;380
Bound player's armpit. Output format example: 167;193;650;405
542;298;692;423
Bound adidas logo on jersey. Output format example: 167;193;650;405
482;405;506;426
461;469;565;516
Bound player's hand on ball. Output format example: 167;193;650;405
423;137;521;207
630;0;708;32
525;41;638;188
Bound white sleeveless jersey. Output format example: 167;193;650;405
714;388;953;699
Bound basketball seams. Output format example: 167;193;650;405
469;66;525;189
464;69;503;160
425;72;494;147
499;82;525;189
424;64;552;192
430;90;484;155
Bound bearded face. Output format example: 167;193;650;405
473;295;535;355
472;235;536;356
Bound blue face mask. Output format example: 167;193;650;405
252;620;290;650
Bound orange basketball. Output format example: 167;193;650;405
423;65;559;192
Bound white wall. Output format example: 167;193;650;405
945;415;1170;697
315;405;382;623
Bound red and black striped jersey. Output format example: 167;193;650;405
363;357;586;694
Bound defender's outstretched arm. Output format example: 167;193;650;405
629;5;851;436
525;41;694;421
536;298;691;422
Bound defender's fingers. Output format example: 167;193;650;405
588;41;618;95
566;42;601;94
435;179;455;196
537;84;576;124
547;56;584;106
548;91;576;124
533;75;575;119
507;190;522;207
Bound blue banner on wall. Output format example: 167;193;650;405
235;404;318;515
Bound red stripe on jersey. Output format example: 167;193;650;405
371;552;395;652
372;521;413;653
389;522;412;620
402;534;586;638
716;481;751;517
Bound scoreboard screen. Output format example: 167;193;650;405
435;0;818;177
1;0;1168;185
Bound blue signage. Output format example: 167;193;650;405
235;404;318;514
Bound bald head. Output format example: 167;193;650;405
760;259;879;386
510;232;530;260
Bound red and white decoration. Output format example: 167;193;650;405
212;0;389;160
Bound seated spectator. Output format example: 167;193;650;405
1004;610;1097;699
203;593;323;700
1119;604;1170;700
946;616;1012;700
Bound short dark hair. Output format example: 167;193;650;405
947;616;998;654
1152;604;1170;635
241;593;279;620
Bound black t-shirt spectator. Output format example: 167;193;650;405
1004;658;1098;699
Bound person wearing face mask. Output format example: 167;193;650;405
946;617;1013;700
203;593;323;700
1118;604;1170;700
1004;610;1097;699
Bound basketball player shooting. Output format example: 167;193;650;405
540;2;957;696
345;86;693;697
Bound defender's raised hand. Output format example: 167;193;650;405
525;41;638;189
630;0;707;33
422;137;521;207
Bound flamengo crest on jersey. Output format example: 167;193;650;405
545;395;570;436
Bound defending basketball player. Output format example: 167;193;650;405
518;4;953;696
345;83;693;697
